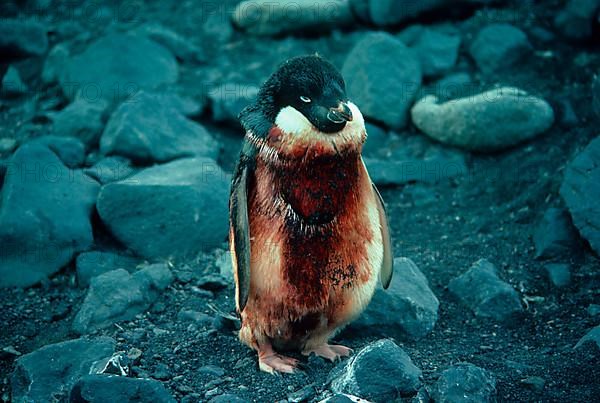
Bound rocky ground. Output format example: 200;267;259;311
1;0;599;402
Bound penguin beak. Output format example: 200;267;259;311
326;102;353;124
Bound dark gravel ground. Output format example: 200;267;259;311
1;0;600;402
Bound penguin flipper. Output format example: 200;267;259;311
371;182;394;289
229;146;254;313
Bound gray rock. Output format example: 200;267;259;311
533;207;580;259
0;143;99;287
521;376;546;393
42;44;69;84
208;83;259;124
543;263;571;288
0;18;48;57
59;33;178;103
84;156;137;184
153;363;172;380
411;29;461;77
96;158;230;259
557;98;579;128
364;150;467;187
177;309;213;326
411;87;554;152
352;258;439;339
0;137;17;155
397;24;426;46
368;0;448;26
73;264;173;334
11;337;115;402
343;32;422;129
413;387;431;403
209;394;249;403
431;72;474;101
1;66;28;96
329;339;422;400
448;259;523;322
100;91;219;163
197;274;229;291
588;304;600;316
349;0;370;22
130;23;205;63
288;384;316;403
70;374;176;402
29;135;86;168
430;363;497;403
575;325;600;349
76;251;143;287
232;0;354;36
50;97;108;148
469;24;531;74
560;136;600;255
554;0;600;40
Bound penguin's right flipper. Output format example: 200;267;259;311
229;143;255;313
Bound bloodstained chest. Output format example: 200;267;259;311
274;154;360;225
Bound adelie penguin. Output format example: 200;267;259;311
229;55;393;374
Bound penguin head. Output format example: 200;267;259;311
257;55;354;134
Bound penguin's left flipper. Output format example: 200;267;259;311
371;182;394;289
229;144;255;313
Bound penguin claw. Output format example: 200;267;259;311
302;344;353;362
258;353;299;375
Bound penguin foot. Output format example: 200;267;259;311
258;344;298;374
302;344;353;362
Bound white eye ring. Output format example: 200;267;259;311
300;96;311;103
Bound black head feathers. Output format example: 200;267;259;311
240;55;351;136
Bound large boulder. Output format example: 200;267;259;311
73;264;173;334
96;157;230;259
100;92;219;163
575;325;600;350
560;137;600;255
28;135;86;168
411;87;554;152
544;263;572;288
0;143;99;287
469;24;531;74
59;33;178;103
11;337;115;402
351;258;439;339
76;251;143;287
2;65;28;96
342;33;422;129
448;259;523;322
50;97;108;148
355;0;447;26
328;339;422;400
208;83;259;124
70;375;176;402
430;363;497;403
0;18;48;58
411;28;461;78
84;156;137;185
554;0;600;40
533;207;580;259
129;23;205;64
232;0;354;36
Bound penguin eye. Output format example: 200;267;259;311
300;96;311;103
